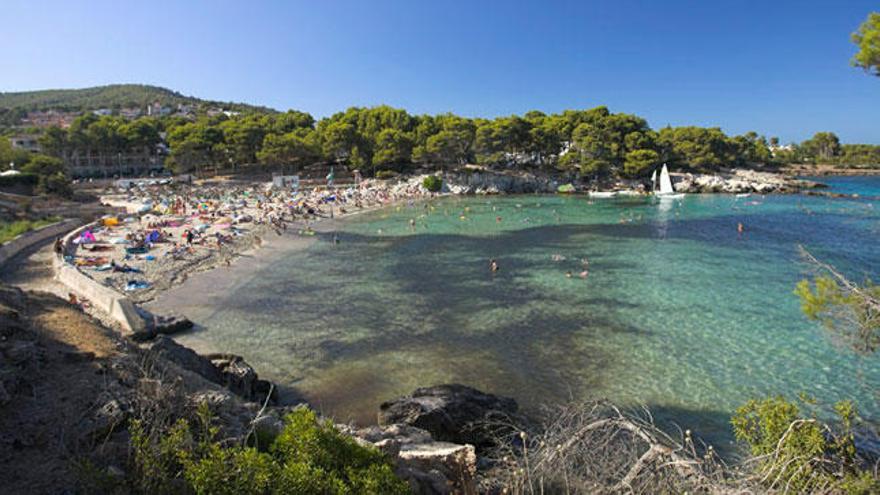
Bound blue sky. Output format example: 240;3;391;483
2;0;877;143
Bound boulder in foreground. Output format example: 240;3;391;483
378;384;518;448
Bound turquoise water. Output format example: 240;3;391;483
167;177;880;449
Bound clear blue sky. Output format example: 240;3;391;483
2;0;877;143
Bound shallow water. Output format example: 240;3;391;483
157;177;880;450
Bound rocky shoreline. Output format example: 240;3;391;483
0;281;516;493
432;167;825;195
670;168;824;194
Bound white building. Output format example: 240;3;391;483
10;135;40;153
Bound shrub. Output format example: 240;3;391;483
0;217;61;244
422;175;442;192
125;404;410;495
731;396;878;493
0;172;38;188
375;170;399;180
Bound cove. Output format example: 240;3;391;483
149;176;880;450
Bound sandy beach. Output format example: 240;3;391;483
62;176;434;310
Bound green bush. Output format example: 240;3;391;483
0;217;61;244
422;175;442;192
0;172;38;188
375;170;398;180
126;405;410;495
732;396;878;493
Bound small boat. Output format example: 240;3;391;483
736;193;751;198
654;164;685;199
589;191;618;198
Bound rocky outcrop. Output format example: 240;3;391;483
388;170;564;195
148;336;275;403
131;313;194;342
149;335;224;382
443;170;560;195
342;423;478;495
672;169;824;194
207;353;277;404
379;384;518;448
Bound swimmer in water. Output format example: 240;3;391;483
489;259;499;272
737;222;744;234
579;270;589;279
565;271;573;278
496;216;502;223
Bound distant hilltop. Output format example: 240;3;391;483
0;84;274;126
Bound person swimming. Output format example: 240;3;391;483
489;259;499;272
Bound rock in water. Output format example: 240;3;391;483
208;353;277;404
378;384;518;447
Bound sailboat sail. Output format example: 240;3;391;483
658;164;674;195
650;169;657;192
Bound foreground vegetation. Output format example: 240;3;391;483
0;216;60;244
112;404;408;495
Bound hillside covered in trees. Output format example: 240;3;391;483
0;84;273;126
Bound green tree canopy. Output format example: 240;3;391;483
658;126;732;171
257;129;319;172
801;132;841;162
372;128;413;169
623;149;660;178
851;12;880;76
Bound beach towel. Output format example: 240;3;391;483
125;246;149;255
80;230;96;243
124;280;150;291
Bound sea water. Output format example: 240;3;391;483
162;177;880;449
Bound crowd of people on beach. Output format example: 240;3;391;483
61;177;436;301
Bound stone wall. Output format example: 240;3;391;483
53;222;145;334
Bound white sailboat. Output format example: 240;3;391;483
654;164;685;199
